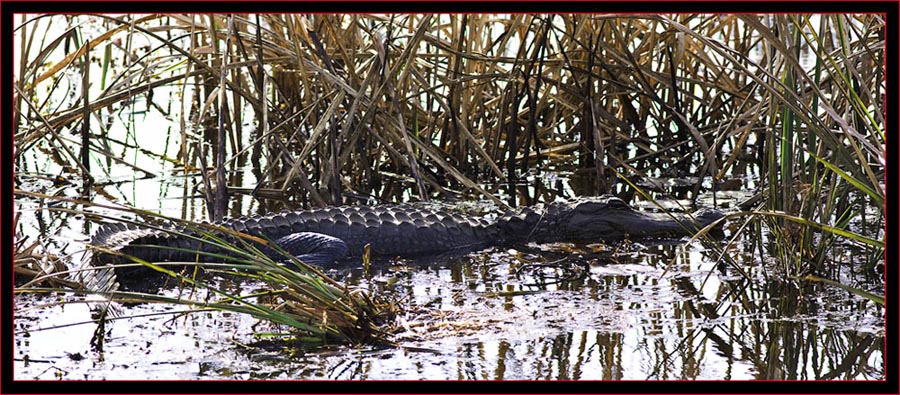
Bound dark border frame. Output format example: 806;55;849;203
2;2;897;394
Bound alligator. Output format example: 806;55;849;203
86;196;724;290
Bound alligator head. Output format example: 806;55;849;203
513;195;725;242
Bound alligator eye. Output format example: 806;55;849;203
606;198;632;210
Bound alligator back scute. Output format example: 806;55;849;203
241;217;263;237
90;203;505;267
228;217;250;235
92;223;169;256
270;215;293;234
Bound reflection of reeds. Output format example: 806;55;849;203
14;14;884;329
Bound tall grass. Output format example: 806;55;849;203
14;14;885;328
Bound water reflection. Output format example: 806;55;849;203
259;241;883;380
12;235;884;381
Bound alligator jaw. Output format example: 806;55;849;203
608;209;725;239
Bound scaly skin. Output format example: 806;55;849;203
87;196;724;289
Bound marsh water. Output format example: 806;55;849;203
12;165;885;380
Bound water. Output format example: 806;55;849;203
12;201;885;380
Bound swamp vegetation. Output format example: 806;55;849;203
10;13;886;380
